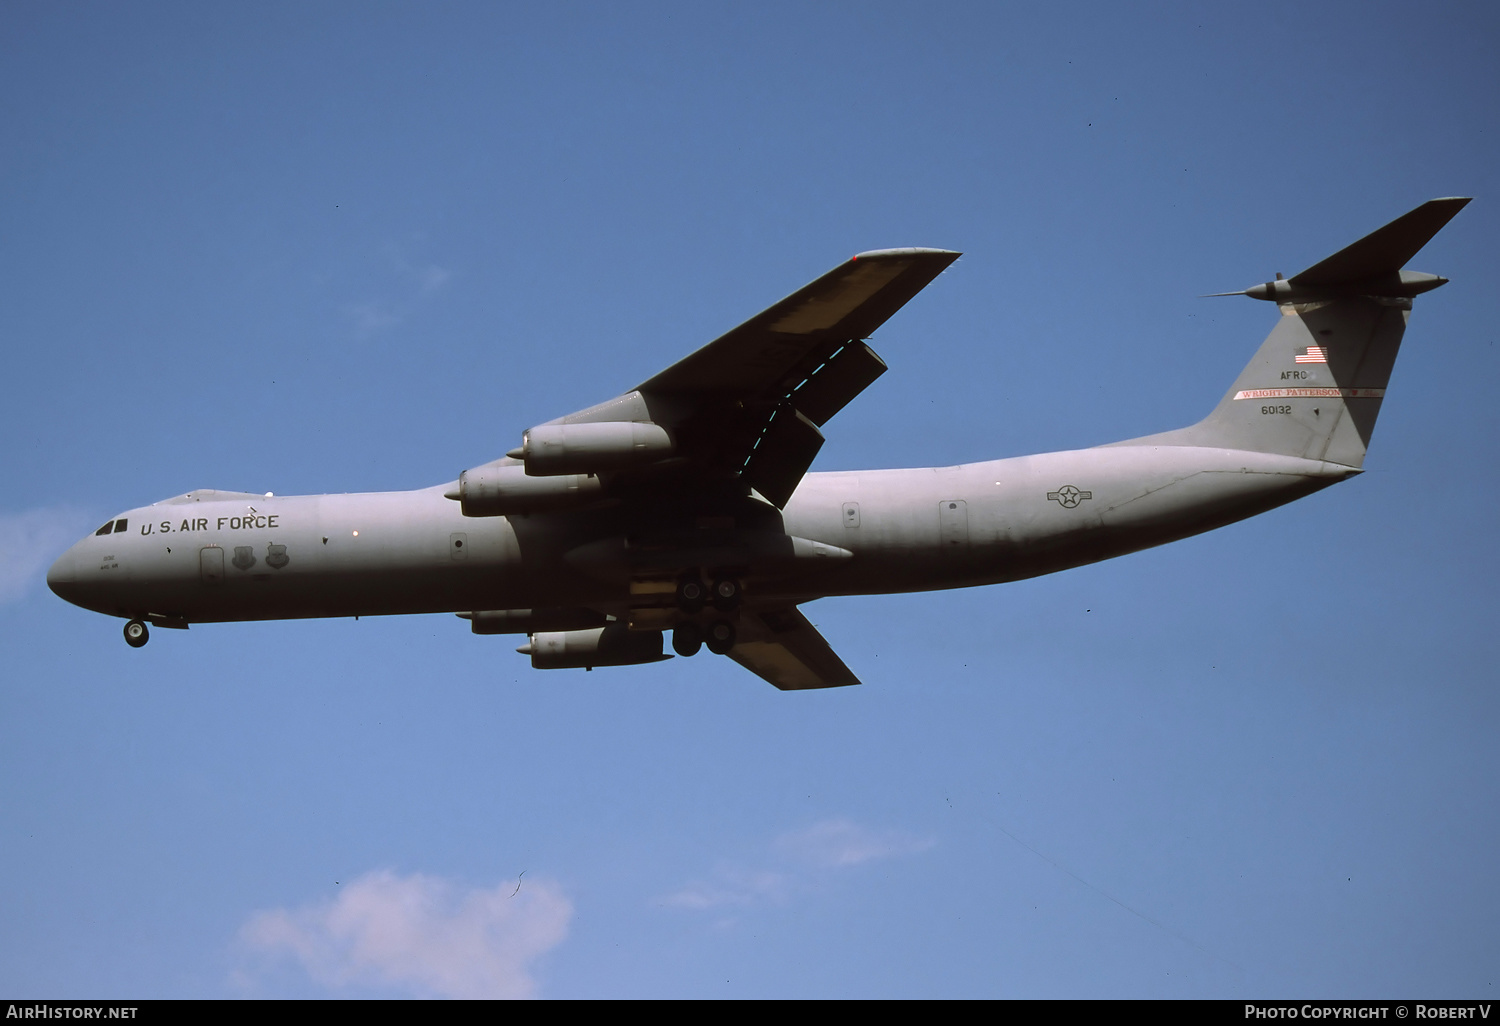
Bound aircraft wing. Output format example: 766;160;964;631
619;248;960;507
728;606;862;689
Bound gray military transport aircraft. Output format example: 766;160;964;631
48;198;1469;689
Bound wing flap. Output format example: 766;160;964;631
790;341;888;427
742;407;825;509
729;606;862;690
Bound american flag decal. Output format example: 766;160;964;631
1295;345;1329;364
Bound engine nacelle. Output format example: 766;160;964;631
517;624;670;669
452;462;603;517
507;422;673;477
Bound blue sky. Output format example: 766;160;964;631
2;1;1497;998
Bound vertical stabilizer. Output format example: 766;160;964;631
1143;298;1408;467
1121;199;1468;467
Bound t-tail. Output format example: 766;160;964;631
1129;198;1470;467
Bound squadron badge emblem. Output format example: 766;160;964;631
231;546;256;571
265;544;290;570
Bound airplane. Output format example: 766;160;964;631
47;198;1470;690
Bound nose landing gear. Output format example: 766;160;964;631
124;619;149;648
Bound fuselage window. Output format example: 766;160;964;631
95;522;115;536
113;519;128;533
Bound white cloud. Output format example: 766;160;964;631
0;506;92;604
415;263;451;296
239;869;572;999
774;818;935;868
662;818;934;914
661;867;787;910
380;243;451;298
341;244;452;336
343;301;400;336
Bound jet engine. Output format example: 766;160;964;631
507;422;673;476
450;461;604;517
517;623;670;669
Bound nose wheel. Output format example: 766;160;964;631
124;619;149;648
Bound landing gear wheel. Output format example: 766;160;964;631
676;577;706;614
710;577;742;610
705;620;736;655
124;619;149;648
672;623;703;657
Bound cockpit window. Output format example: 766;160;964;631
96;522;115;536
113;519;128;533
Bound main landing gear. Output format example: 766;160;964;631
672;570;742;658
704;619;736;655
124;619;149;648
672;622;703;657
676;572;742;614
672;618;741;657
676;577;707;613
672;619;737;658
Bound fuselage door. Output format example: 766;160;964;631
200;546;224;585
939;499;969;553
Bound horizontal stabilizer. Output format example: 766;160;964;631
1290;197;1470;287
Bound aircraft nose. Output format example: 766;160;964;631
46;546;79;603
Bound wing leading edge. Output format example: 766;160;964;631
639;247;960;397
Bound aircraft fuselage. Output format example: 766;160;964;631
47;444;1353;626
